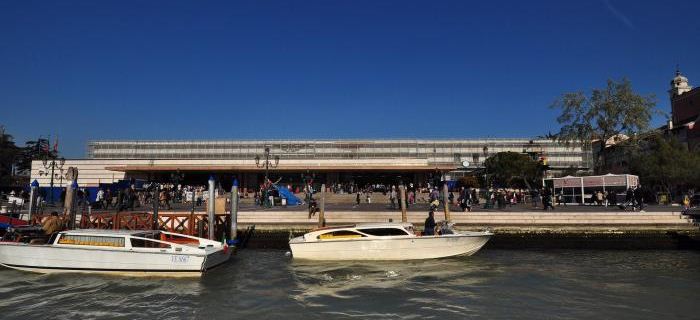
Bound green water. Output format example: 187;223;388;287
0;250;698;319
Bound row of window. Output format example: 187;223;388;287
57;235;170;249
317;228;409;239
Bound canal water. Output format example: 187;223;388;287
0;250;698;319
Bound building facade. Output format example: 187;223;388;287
668;69;700;150
599;68;700;174
32;138;589;190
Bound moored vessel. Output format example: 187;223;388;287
289;222;491;260
0;227;231;277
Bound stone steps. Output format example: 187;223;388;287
159;210;693;228
237;218;689;224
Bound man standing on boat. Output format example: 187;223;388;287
42;211;63;235
424;211;436;236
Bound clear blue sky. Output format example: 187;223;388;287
1;0;698;157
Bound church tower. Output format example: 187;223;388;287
669;67;692;100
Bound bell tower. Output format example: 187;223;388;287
669;66;692;100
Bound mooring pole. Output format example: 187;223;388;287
400;184;407;222
67;180;78;229
208;175;216;240
190;188;196;235
230;179;239;240
28;180;39;223
152;184;159;230
442;183;451;221
319;183;326;227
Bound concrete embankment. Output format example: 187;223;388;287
226;210;700;250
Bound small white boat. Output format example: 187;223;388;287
0;228;231;277
289;222;492;261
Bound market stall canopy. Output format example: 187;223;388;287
548;174;639;189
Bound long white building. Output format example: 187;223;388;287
32;139;589;189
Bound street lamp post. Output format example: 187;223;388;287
170;170;184;202
255;147;279;208
255;147;279;184
40;156;65;204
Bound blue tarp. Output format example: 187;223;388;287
272;184;302;206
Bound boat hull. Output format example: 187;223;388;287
289;233;491;261
0;243;230;277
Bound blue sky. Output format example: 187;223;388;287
1;0;698;157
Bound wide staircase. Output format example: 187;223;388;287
237;210;694;230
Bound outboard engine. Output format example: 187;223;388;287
437;220;455;235
1;226;47;243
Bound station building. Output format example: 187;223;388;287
31;139;589;191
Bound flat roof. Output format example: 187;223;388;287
103;164;459;172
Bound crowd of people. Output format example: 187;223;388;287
4;179;698;216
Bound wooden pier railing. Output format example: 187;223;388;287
30;212;232;238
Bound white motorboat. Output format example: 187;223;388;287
0;227;231;277
289;222;492;261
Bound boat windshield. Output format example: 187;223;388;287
130;237;171;249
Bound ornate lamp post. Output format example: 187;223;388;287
39;156;65;204
170;169;185;202
255;147;279;184
170;169;184;186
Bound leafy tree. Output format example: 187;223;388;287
550;78;658;173
0;126;21;186
629;135;700;196
16;137;56;173
484;152;540;188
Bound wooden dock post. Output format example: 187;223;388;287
442;183;451;221
189;191;195;235
65;180;78;229
230;179;239;240
319;183;326;227
207;175;215;240
152;184;159;230
400;184;407;222
28;180;38;223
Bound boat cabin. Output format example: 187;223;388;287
1;227;216;254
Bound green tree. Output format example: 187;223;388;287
550;78;658;173
0;126;21;186
16;137;56;173
484;152;540;188
629;135;700;196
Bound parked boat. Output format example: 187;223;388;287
0;227;231;277
289;222;491;260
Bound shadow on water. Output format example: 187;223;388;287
0;249;699;319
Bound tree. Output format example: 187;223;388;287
484;152;540;188
16;137;56;173
0;126;21;186
629;135;700;196
550;78;658;173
